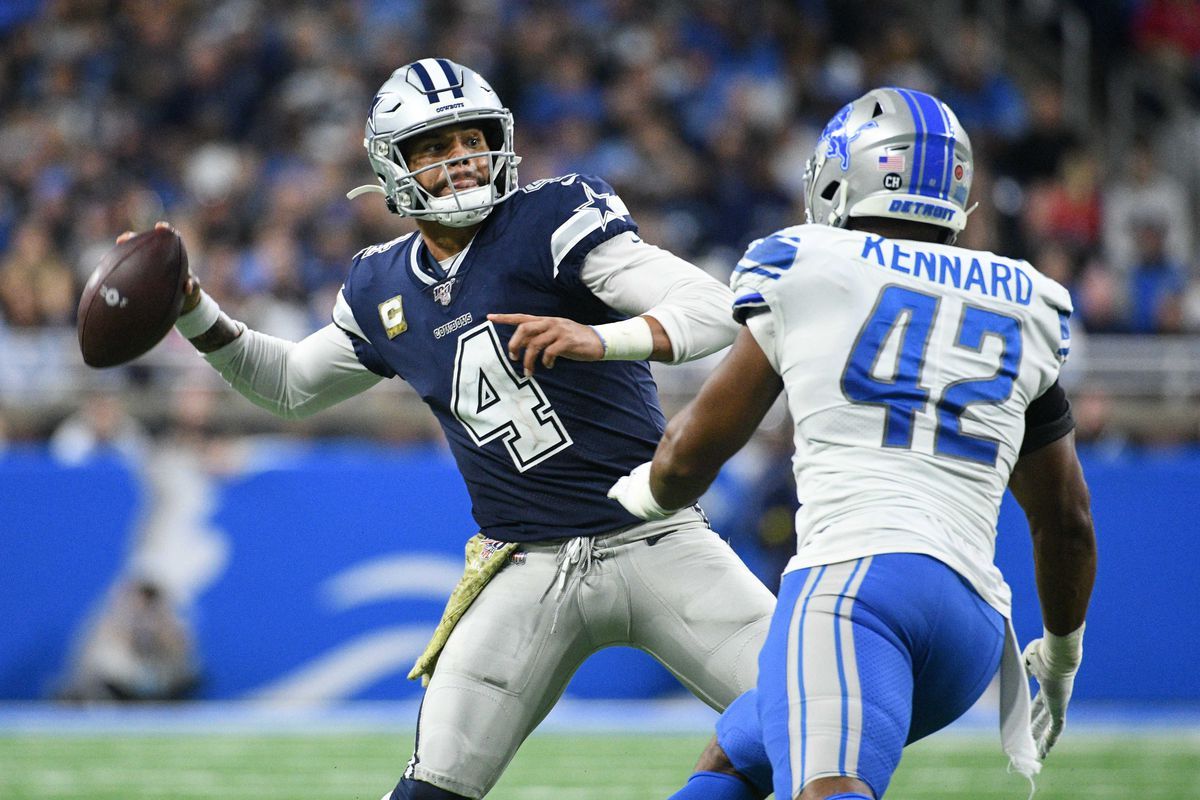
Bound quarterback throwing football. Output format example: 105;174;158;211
158;59;775;800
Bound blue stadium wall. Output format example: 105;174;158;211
1;441;1196;702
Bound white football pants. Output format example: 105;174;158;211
404;512;775;797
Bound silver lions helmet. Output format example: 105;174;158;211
347;58;520;227
804;87;973;240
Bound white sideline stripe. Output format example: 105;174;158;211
247;627;433;705
0;701;1196;736
0;697;723;735
320;555;462;611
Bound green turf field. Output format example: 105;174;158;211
1;730;1197;799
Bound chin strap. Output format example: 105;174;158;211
828;180;850;226
346;184;386;200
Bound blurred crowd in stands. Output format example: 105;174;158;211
1;0;1200;433
7;1;1198;703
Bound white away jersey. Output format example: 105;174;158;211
731;224;1072;615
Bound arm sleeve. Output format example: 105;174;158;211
1020;380;1075;455
579;231;738;363
743;307;782;374
202;322;383;421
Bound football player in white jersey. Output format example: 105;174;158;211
610;87;1097;800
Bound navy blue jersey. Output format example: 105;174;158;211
339;175;666;542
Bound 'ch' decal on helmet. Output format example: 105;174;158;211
805;87;974;239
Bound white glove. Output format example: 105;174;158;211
1023;624;1085;760
607;462;676;521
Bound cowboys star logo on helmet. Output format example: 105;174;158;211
347;58;521;227
804;87;974;242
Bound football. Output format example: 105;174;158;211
77;227;189;368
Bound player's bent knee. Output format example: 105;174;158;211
669;771;762;800
694;736;739;774
799;775;875;800
385;777;471;800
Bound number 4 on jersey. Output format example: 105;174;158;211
841;284;1021;466
452;322;573;472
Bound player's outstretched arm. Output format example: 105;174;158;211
610;328;782;518
1010;432;1096;635
119;223;383;421
116;223;243;354
1009;431;1097;759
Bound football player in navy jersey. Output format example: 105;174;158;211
151;58;776;800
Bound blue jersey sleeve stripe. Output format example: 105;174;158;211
733;291;767;306
741;234;801;271
733;264;784;280
731;292;769;323
1057;309;1072;339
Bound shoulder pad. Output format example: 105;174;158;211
354;232;416;262
1037;268;1074;317
730;229;805;293
1021;261;1074;364
542;174;635;277
730;231;802;323
332;287;368;340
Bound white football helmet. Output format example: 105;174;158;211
804;87;973;240
347;58;520;227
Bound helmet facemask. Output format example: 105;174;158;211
363;114;519;228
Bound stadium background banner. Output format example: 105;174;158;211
1;442;1196;703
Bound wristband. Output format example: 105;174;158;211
1041;623;1085;674
592;317;654;361
174;290;222;339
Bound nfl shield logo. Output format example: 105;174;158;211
433;279;455;306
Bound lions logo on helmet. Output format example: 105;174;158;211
804;88;973;241
347;58;520;228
